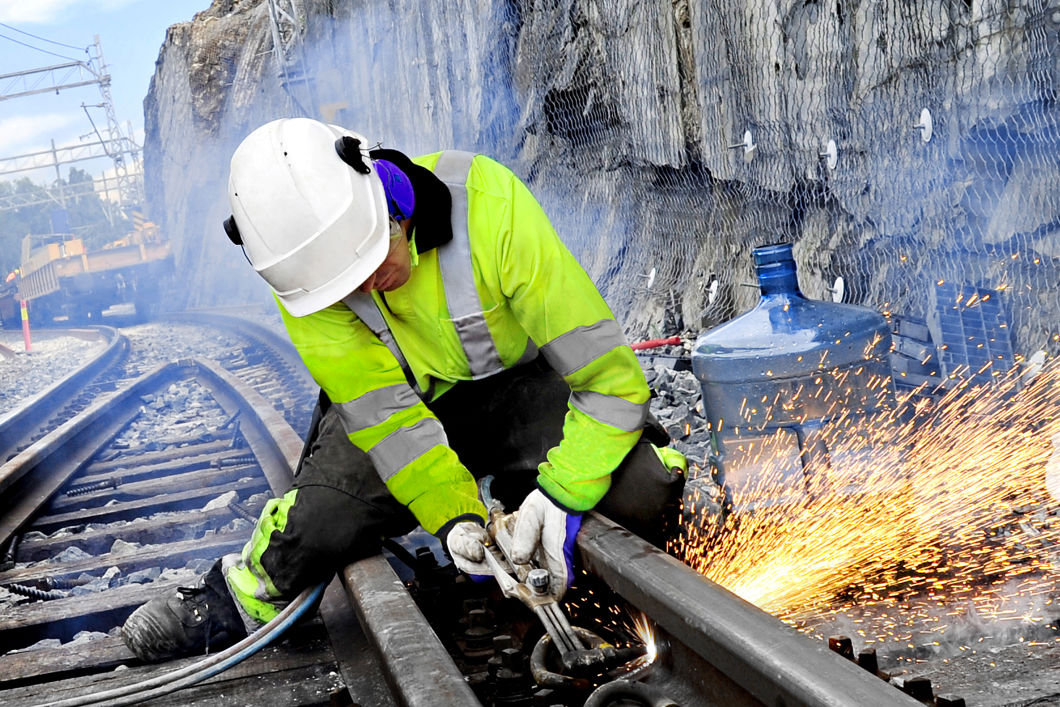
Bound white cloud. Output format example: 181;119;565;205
0;113;81;156
0;0;140;24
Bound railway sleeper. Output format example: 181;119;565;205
0;635;135;690
66;448;258;488
29;477;269;533
1;528;248;589
43;464;262;514
0;617;342;705
0;619;339;699
84;438;238;474
16;502;265;562
0;576;191;647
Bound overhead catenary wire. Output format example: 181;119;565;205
0;22;88;52
0;31;83;63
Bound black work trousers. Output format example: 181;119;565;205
254;358;679;599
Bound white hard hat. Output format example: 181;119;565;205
226;118;389;317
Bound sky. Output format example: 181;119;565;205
0;0;210;185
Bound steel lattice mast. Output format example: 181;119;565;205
0;35;142;215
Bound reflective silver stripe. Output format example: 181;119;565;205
570;391;649;433
342;293;426;398
540;319;628;377
434;150;505;379
514;338;539;367
333;384;421;434
369;417;448;483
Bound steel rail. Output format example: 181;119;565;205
168;310;311;377
169;310;317;432
0;357;194;543
576;513;922;707
0;327;127;464
0;356;472;705
342;557;481;706
207;352;479;706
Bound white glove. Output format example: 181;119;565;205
510;489;583;600
445;521;491;576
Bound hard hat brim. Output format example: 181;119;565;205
272;224;389;317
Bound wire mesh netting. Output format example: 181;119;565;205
156;0;1060;371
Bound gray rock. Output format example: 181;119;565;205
221;518;252;533
51;546;92;563
203;490;239;512
184;558;214;574
10;638;62;654
70;580;108;596
110;539;141;556
71;631;110;645
673;374;701;399
125;567;163;584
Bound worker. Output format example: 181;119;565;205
122;118;686;662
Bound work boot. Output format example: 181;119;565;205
121;559;248;662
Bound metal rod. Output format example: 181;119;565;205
534;605;578;655
544;603;586;651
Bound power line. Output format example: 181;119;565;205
0;22;88;53
0;31;82;63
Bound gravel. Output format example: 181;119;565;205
0;333;107;414
4;323;1058;704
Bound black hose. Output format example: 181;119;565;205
32;582;325;707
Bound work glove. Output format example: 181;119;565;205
510;489;583;600
444;521;492;577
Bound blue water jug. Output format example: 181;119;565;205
691;244;894;512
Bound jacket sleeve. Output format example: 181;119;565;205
277;298;487;534
492;164;651;512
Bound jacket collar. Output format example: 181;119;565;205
369;148;453;254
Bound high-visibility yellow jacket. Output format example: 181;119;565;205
278;152;650;535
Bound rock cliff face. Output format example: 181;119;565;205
145;0;1060;358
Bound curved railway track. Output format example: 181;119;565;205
0;315;925;706
0;327;129;465
169;311;318;437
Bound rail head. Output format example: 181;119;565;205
576;513;922;707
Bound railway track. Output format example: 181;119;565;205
168;311;318;437
0;327;129;465
0;315;927;706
